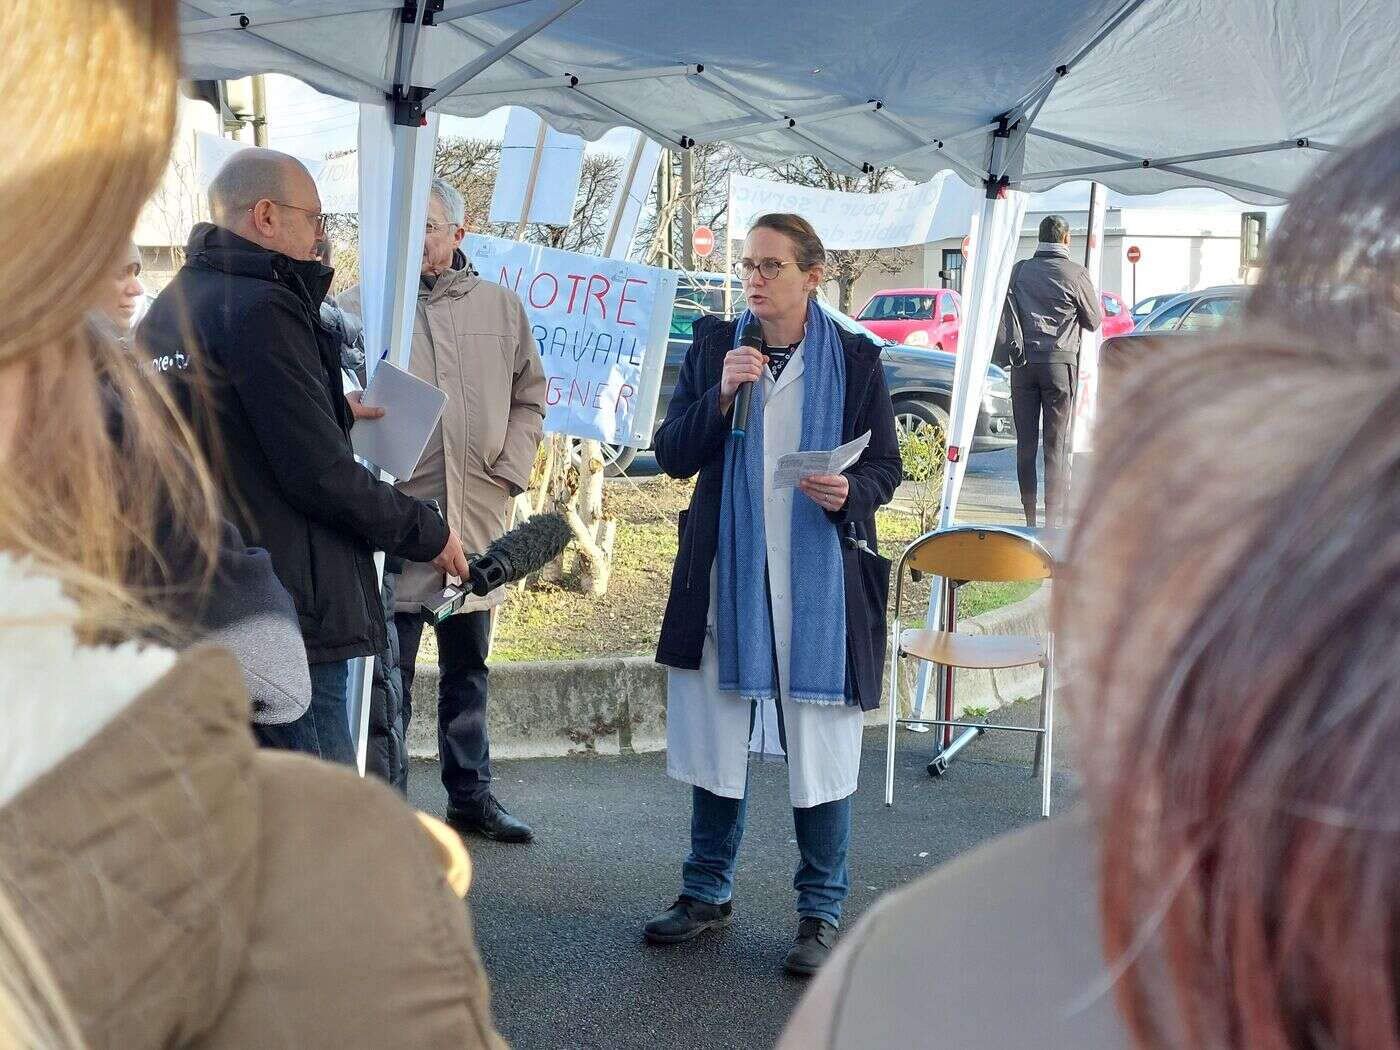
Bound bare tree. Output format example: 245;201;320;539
751;155;916;312
638;146;915;308
143;150;205;280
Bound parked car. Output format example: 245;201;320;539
597;276;1013;475
1127;285;1246;336
1100;290;1135;339
854;288;962;351
1130;292;1178;325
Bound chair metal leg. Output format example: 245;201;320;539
1031;659;1048;779
885;619;901;807
1040;633;1056;818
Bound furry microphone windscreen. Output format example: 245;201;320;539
468;513;572;595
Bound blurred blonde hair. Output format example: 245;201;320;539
0;0;221;634
0;884;84;1050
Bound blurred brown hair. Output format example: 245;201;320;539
1056;329;1400;1049
1246;108;1400;344
0;0;221;634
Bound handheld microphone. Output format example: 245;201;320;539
731;318;764;438
419;513;572;623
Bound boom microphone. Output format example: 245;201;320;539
731;318;764;438
419;513;572;623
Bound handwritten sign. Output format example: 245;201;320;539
465;234;678;445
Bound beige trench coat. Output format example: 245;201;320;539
342;267;546;612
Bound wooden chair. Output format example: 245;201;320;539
884;526;1057;817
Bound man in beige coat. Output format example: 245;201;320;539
342;177;546;843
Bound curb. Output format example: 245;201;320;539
407;587;1049;760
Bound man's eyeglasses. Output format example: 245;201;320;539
733;258;797;281
425;219;460;235
254;201;327;235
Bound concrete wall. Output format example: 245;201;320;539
406;588;1050;760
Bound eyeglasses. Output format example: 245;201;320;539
254;201;327;235
425;219;460;235
733;258;799;281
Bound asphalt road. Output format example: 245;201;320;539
408;698;1075;1050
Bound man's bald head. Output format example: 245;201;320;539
207;148;323;262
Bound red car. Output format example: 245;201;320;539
858;286;1131;351
1100;290;1134;339
855;288;961;351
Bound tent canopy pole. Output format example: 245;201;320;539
421;0;586;109
180;0;399;36
444;22;692;148
1027;127;1290;199
451;64;700;97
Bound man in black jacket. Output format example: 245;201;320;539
1004;214;1102;526
139;149;470;764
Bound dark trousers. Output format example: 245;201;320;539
1011;361;1078;525
253;658;356;766
396;610;494;808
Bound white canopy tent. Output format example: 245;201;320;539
179;0;1399;765
180;0;1399;511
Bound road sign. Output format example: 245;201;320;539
692;225;715;258
1126;244;1141;263
961;234;970;255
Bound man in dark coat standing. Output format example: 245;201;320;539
1004;214;1102;526
139;148;470;765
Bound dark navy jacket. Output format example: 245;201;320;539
654;314;902;711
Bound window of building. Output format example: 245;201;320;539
940;249;964;294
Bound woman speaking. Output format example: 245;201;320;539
645;213;901;976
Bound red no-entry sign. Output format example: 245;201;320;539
692;226;715;258
1126;244;1142;263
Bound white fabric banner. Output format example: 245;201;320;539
727;172;948;250
488;109;585;228
1072;183;1109;453
195;132;359;214
464;234;678;445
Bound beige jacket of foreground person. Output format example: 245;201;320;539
0;556;508;1049
341;265;546;615
777;813;1135;1050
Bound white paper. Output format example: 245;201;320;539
350;361;447;481
772;431;870;489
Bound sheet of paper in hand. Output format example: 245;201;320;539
772;431;871;489
350;361;448;481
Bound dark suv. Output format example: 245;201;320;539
597;274;1014;474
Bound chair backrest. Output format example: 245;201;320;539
903;526;1054;583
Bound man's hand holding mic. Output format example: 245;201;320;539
432;528;471;580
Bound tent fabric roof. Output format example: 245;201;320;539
180;0;1400;202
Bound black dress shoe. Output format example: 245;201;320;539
784;917;837;977
643;896;733;944
446;795;533;843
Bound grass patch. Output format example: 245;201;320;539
418;479;1039;665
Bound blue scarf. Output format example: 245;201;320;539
715;299;850;706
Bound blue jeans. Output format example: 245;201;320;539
681;784;853;927
253;659;356;765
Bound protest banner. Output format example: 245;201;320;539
727;171;949;250
465;234;678;445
